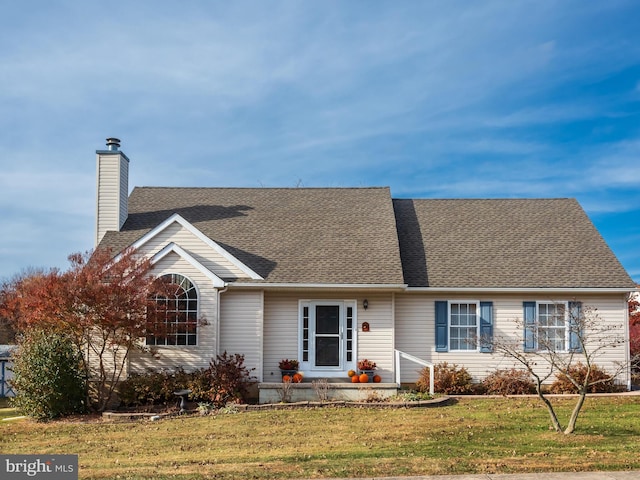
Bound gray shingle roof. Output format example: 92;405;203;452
99;189;634;289
393;198;635;288
99;187;405;285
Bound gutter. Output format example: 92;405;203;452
225;283;635;294
215;285;228;357
404;287;637;294
227;282;408;291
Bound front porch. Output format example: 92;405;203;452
259;350;434;404
258;379;400;404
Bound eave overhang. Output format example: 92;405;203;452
227;282;408;292
404;286;636;294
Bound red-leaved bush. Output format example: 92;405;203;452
416;362;473;394
482;368;536;395
549;363;620;394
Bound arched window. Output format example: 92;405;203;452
147;274;198;346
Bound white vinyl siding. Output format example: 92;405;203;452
219;290;263;382
356;293;394;380
95;152;128;246
395;293;629;385
263;292;299;382
395;296;433;383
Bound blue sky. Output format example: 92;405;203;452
1;1;639;283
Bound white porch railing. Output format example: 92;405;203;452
394;349;434;396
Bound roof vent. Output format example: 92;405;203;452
106;137;121;151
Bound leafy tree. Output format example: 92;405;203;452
0;307;16;344
490;302;626;434
630;290;640;326
0;268;49;344
0;248;172;411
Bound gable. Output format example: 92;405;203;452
151;243;226;288
132;213;261;281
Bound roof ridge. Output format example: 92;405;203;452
393;197;575;201
133;186;391;191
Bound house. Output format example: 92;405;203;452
95;138;637;402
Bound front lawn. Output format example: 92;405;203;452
0;397;18;420
1;396;639;479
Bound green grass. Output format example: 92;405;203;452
1;396;639;479
0;397;19;419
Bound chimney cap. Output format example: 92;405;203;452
106;137;121;151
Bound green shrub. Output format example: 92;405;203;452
482;368;536;395
416;362;473;395
10;329;86;421
549;363;620;394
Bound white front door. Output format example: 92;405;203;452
300;301;356;376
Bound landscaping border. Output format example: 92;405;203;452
102;396;453;421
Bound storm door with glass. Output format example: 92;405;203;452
300;301;356;376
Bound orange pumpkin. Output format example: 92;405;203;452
347;369;356;377
373;375;382;383
292;373;303;383
359;373;369;383
351;374;360;383
282;375;292;383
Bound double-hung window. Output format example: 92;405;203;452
435;301;493;353
523;301;582;352
538;302;566;351
449;302;479;350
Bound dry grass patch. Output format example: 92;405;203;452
1;396;639;479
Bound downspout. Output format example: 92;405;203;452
216;285;228;357
625;292;631;391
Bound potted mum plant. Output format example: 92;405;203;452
357;359;377;383
278;359;299;380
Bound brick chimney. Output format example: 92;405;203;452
95;137;129;246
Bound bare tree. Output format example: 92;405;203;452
489;302;627;434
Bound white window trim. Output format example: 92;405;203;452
535;300;569;352
448;300;481;352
